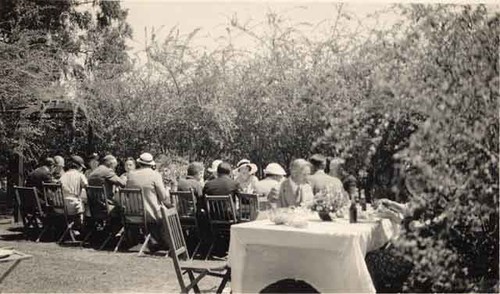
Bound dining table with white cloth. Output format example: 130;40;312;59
229;213;397;293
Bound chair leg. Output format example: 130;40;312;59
81;228;94;247
100;226;120;251
138;233;151;256
57;224;72;244
187;270;201;294
216;269;231;294
205;240;215;261
36;226;49;243
113;228;126;252
191;241;201;260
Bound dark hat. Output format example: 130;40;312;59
70;155;86;169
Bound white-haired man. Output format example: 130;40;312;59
273;159;314;208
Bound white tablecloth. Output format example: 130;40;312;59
229;216;396;293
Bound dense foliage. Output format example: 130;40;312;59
0;2;498;291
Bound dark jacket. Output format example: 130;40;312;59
87;165;126;199
202;175;240;196
26;166;54;196
177;176;203;199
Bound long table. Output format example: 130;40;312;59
229;215;397;293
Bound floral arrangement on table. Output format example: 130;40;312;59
310;185;349;221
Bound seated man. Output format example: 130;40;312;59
329;157;358;199
272;159;314;208
203;162;241;197
177;161;204;200
26;157;56;198
308;154;344;195
126;153;172;250
87;155;126;200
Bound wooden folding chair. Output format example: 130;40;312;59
236;193;259;222
161;207;230;294
205;195;237;259
83;186;115;249
170;190;202;257
114;188;151;256
42;182;78;244
14;186;45;241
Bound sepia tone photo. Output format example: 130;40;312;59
0;0;498;293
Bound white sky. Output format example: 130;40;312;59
121;1;399;62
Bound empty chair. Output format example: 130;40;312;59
14;186;45;241
161;207;230;293
42;182;78;244
114;188;152;256
236;193;259;222
83;186;115;249
170;190;202;257
205;195;237;259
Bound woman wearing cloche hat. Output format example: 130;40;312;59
234;159;259;193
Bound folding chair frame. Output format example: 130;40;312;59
161;207;230;293
42;182;78;244
14;186;45;241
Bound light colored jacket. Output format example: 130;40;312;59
308;170;344;195
125;167;170;222
278;178;314;208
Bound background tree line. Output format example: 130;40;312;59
0;2;498;292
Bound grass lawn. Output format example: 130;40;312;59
0;221;221;293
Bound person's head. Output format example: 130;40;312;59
67;155;86;171
207;159;223;176
187;162;205;181
217;162;232;177
329;157;346;178
88;153;99;170
124;157;136;172
54;155;65;168
42;157;55;171
103;155;118;170
264;163;287;181
236;159;257;179
309;154;326;173
136;153;156;169
290;159;311;184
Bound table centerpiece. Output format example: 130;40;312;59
311;185;348;221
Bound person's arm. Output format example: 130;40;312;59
155;173;172;208
106;171;126;188
379;198;408;215
194;182;203;199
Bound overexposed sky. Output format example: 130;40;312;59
121;1;398;61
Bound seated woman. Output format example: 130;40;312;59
120;157;136;183
234;159;259;193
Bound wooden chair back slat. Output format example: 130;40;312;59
170;190;197;218
42;182;65;211
205;195;237;224
14;186;43;216
86;186;108;220
237;193;259;221
117;188;145;225
161;207;188;259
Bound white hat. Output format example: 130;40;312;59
236;159;258;175
207;159;223;173
137;152;156;166
264;163;286;176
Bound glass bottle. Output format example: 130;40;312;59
349;201;358;223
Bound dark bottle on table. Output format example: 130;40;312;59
349;201;358;223
360;189;367;211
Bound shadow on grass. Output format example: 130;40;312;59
0;233;25;241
